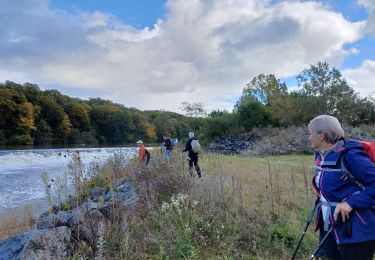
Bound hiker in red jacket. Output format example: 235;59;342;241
136;140;150;166
308;115;375;259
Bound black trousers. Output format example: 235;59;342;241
188;152;201;176
315;222;375;260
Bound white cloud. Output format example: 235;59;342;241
0;0;366;112
343;59;375;97
357;0;375;36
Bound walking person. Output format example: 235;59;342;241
163;135;173;160
308;115;375;259
136;140;150;166
182;132;202;178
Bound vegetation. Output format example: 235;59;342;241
80;149;318;259
1;62;374;146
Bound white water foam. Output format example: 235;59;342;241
0;147;137;215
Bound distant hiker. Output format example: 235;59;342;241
182;132;202;178
308;115;375;259
137;140;150;166
163;135;174;160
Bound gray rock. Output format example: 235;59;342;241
0;227;71;260
89;188;107;202
67;207;105;245
37;213;66;230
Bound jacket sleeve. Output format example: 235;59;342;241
344;149;375;209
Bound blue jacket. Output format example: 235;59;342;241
312;140;375;244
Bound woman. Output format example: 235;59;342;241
136;140;150;166
308;115;375;259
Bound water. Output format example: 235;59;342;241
0;147;137;217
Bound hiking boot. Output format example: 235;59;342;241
195;165;201;178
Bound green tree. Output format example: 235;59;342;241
296;61;361;124
235;96;272;131
241;74;293;125
90;104;132;143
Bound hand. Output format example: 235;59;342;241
334;202;353;222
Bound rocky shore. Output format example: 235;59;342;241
208;125;375;156
0;180;137;260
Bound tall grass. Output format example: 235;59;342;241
97;148;318;259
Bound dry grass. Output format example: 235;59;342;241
99;148;319;259
0;205;35;241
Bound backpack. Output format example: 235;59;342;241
170;138;175;147
145;149;151;159
360;141;375;162
340;140;375;190
191;139;202;154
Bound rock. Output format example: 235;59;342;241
37;212;67;229
89;188;107;202
0;179;138;259
21;226;71;260
0;231;33;260
0;226;71;260
67;207;105;245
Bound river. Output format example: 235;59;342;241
0;146;137;218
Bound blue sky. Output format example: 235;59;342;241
50;0;167;29
1;0;374;113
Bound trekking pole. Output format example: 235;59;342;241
309;218;340;260
291;199;320;260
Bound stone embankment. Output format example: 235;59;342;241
208;125;375;156
0;180;136;260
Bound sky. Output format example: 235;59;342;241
1;0;375;114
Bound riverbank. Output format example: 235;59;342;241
1;147;318;259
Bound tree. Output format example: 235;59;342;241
240;74;292;125
235;96;272;131
296;61;361;124
180;102;207;117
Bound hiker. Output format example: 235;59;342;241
308;115;375;259
136;140;150;166
163;135;173;160
182;132;202;178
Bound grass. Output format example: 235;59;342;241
94;148;319;259
0;146;319;259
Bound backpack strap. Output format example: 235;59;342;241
340;153;366;190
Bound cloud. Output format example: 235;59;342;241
343;59;375;97
0;0;366;112
358;0;375;37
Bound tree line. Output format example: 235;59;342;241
1;62;374;146
202;62;375;140
0;82;193;145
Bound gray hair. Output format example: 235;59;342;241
308;115;345;144
189;132;194;138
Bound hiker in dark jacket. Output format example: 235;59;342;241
163;135;173;160
308;115;375;259
182;132;201;178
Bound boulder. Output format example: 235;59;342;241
0;226;71;260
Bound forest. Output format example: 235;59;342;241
1;62;374;146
